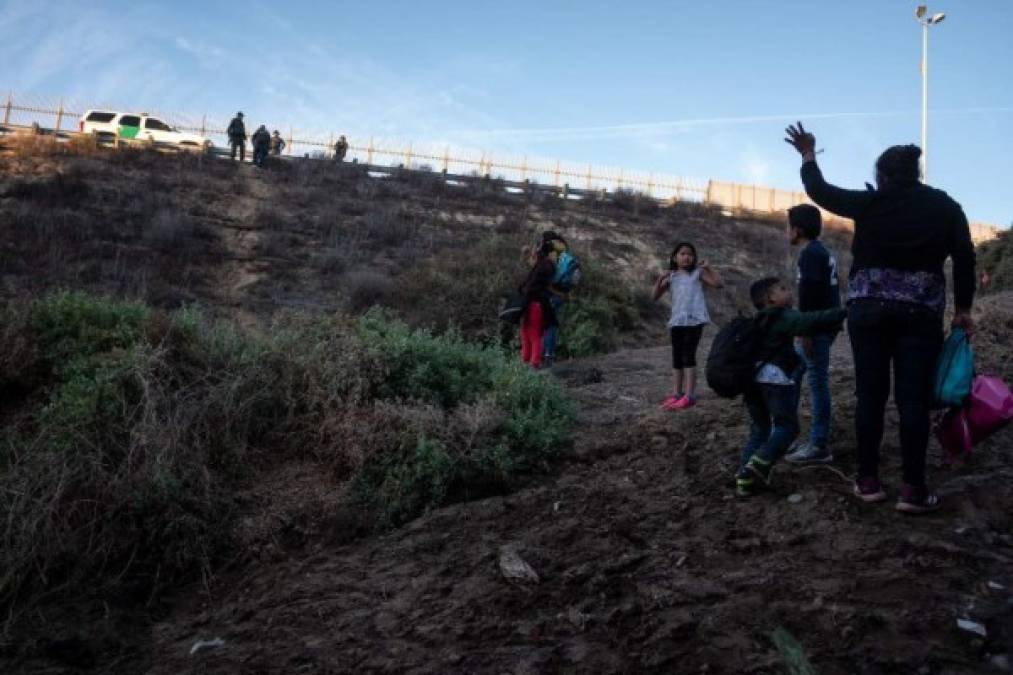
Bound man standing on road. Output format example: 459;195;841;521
227;111;247;161
251;125;271;167
334;135;349;162
270;130;286;156
784;204;840;465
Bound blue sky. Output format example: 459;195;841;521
2;0;1011;225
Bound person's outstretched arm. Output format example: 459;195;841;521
698;260;723;288
949;204;977;331
785;122;873;219
652;272;670;301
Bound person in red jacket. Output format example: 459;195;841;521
519;241;558;369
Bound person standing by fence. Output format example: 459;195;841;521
251;125;271;167
227;111;247;162
270;130;285;156
785;122;976;514
334;135;348;162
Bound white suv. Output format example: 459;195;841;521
79;110;212;150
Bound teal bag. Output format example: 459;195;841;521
933;328;974;408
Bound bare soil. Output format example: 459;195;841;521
143;332;1013;675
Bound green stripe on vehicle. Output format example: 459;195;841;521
118;125;139;139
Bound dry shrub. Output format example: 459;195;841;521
344;269;394;312
143;209;215;254
4;165;89;206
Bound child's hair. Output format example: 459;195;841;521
750;277;781;310
788;204;822;239
669;242;698;271
538;240;556;258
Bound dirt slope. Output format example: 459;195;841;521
146;332;1013;675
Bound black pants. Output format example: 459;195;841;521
848;300;943;488
669;324;704;369
230;141;245;161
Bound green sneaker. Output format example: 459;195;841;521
735;468;756;498
746;456;773;485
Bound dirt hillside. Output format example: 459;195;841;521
2;144;1010;675
140;322;1013;675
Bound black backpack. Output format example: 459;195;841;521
705;315;766;398
498;291;526;325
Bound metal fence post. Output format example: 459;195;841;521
585;164;592;191
404;142;413;169
442;147;449;173
55;99;64;132
553;160;560;189
200;114;206;138
366;136;374;165
647;173;654;198
288;127;294;156
2;91;11;127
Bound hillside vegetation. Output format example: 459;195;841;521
0;139;878;672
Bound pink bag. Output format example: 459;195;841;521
936;375;1013;462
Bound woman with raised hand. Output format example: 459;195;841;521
784;122;976;514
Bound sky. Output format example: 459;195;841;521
1;0;1011;225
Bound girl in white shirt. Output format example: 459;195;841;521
652;242;723;410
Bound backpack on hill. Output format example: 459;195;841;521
705;315;766;398
552;250;581;293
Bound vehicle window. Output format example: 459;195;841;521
119;115;141;127
85;111;116;123
144;118;172;131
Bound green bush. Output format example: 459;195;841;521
353;309;573;525
1;294;574;611
979;228;1013;293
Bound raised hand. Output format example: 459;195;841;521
784;121;816;156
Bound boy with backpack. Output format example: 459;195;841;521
784;204;841;465
726;277;847;497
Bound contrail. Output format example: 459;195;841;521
450;106;1013;142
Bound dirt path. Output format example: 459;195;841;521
149;337;1013;674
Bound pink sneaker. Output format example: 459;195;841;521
660;395;681;411
673;395;696;409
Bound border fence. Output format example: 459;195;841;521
0;91;999;243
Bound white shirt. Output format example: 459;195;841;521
667;269;710;328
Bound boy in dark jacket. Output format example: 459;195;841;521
736;277;847;497
785;204;841;464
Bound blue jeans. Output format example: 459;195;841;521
795;333;835;448
740;384;800;468
542;295;563;359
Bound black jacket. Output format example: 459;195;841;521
520;257;558;326
796;240;840;313
227;117;247;141
800;161;975;309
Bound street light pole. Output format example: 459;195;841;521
915;6;945;183
921;19;928;182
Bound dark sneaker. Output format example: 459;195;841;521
896;485;941;514
746;457;773;485
785;441;833;465
853;477;888;503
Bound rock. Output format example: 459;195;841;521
787;493;804;504
988;581;1006;591
499;546;539;583
956;618;987;638
990;654;1010;671
190;637;226;656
